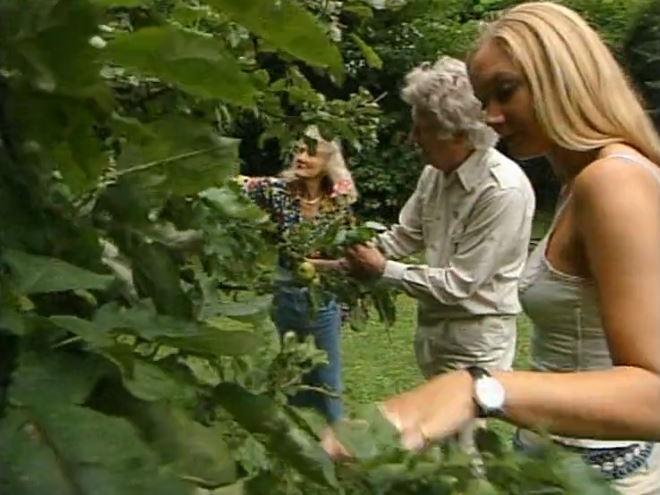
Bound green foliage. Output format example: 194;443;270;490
0;405;190;495
0;0;354;492
0;1;639;494
350;33;384;69
339;0;484;219
106;26;258;105
286;405;618;495
278;213;398;329
206;0;344;79
3;250;113;295
342;0;646;220
216;383;339;488
625;0;660;129
562;0;646;50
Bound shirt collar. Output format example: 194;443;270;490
449;149;488;192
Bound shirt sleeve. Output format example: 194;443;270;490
376;171;426;259
381;187;531;305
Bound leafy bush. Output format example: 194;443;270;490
344;0;647;220
0;1;635;494
625;0;660;129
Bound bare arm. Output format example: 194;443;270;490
381;158;660;447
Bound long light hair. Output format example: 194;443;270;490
280;126;358;204
402;56;498;150
476;1;660;164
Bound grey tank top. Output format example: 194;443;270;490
519;154;660;448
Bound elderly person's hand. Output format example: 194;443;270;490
381;370;476;450
345;243;387;279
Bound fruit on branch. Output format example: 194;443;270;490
296;260;317;282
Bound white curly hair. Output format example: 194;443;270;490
280;126;358;204
401;56;498;150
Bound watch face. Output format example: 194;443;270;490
475;376;505;410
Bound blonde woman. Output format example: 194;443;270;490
241;127;356;430
365;2;660;492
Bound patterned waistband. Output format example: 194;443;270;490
513;431;655;481
561;441;654;480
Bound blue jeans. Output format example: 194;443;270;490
272;286;342;424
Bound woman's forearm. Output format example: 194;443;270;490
494;366;660;441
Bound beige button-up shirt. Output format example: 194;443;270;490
378;147;535;320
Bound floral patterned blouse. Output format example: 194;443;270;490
241;176;354;237
240;176;355;271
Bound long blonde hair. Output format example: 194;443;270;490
477;1;660;164
280;126;358;204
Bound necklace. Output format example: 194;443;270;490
299;196;322;205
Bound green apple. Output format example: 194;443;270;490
296;261;316;282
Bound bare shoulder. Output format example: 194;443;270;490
572;152;660;278
573;152;660;215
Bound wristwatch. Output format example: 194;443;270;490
466;366;506;418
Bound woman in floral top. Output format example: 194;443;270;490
241;127;357;450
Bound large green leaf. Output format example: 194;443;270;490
130;242;192;319
49;315;116;348
215;383;338;488
102;346;196;403
0;0;108;100
350;33;383;69
105;26;256;105
162;323;260;357
141;404;237;488
0;309;28;336
206;0;343;78
3;249;113;294
8;351;105;407
7;90;108;194
199;186;270;222
0;405;191;495
0;171;104;268
111;116;240;203
333;404;401;462
94;301;197;338
90;302;260;356
207;295;273;323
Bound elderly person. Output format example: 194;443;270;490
376;3;660;492
241;127;356;442
346;56;535;448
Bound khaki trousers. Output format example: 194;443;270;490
414;314;517;376
414;315;517;452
